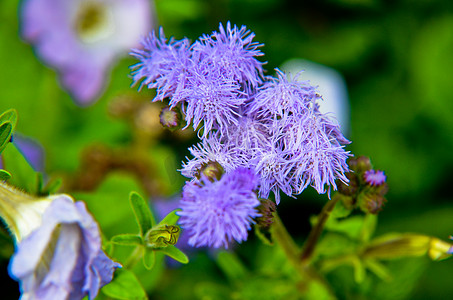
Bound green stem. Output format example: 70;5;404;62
270;211;337;299
270;212;300;267
300;194;340;265
124;246;144;269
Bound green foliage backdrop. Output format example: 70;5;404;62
1;0;452;299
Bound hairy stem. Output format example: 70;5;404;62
300;194;340;265
270;212;300;266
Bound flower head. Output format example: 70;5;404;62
178;168;261;248
193;21;265;88
130;28;192;102
177;66;245;136
21;0;152;105
0;183;120;299
180;134;248;178
248;69;321;118
364;169;386;186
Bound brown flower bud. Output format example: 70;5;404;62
255;199;277;229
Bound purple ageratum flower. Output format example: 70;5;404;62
21;0;152;105
248;69;321;119
253;146;296;205
177;66;246;136
192;21;265;89
181;134;248;178
364;169;386;186
280;111;351;196
9;195;120;299
178;168;261;248
130;28;192;102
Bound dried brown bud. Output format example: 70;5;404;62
337;172;359;196
255;199;277;229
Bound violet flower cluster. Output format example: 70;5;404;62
178;168;261;248
131;22;351;248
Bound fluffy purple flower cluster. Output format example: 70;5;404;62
131;22;264;136
132;22;351;204
178;168;261;248
132;22;351;248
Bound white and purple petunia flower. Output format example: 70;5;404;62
21;0;153;105
364;169;386;186
178;168;261;249
8;194;120;300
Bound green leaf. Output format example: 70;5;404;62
359;214;377;243
0;122;12;154
102;269;147;300
39;177;62;195
0;169;11;181
324;215;365;240
364;259;392;281
0;109;18;155
0;109;18;129
143;248;156;270
331;199;353;219
157;209;181;226
130;192;155;236
159;245;189;264
1;143;38;193
111;234;143;246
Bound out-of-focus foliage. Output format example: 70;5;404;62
1;0;452;299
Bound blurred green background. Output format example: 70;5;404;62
1;0;452;299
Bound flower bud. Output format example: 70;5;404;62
144;224;180;248
363;169;386;186
255;199;276;229
196;161;224;182
337;172;358;196
348;156;372;174
159;106;182;131
363;233;453;261
358;193;387;214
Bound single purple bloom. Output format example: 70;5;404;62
278;111;351;197
9;195;121;300
181;134;248;178
192;21;265;88
178;168;261;249
364;169;386;186
248;69;320;119
21;0;152;105
253;146;296;205
130;28;192;102
281;59;350;134
177;66;246;136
